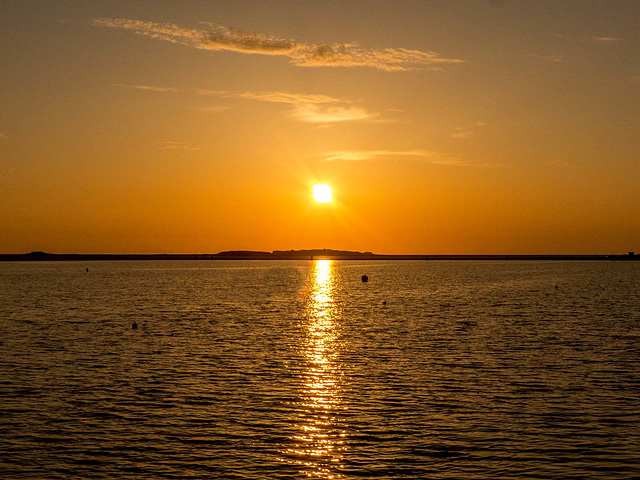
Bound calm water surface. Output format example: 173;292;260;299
1;260;639;478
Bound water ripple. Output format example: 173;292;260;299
1;260;639;478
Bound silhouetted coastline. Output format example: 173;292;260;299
0;250;637;261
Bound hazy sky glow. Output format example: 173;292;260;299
1;0;639;254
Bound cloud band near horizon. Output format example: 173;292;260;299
93;18;464;71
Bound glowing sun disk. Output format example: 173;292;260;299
313;184;332;203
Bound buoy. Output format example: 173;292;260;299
361;274;368;282
86;268;89;272
132;322;138;329
382;300;387;305
555;285;558;289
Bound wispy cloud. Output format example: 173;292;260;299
451;122;486;138
322;149;500;167
290;104;376;123
113;84;180;92
158;141;199;151
322;149;467;165
494;53;563;64
595;36;620;44
200;90;342;105
525;53;563;63
195;105;230;113
199;89;379;123
93;18;464;71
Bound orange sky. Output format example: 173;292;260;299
1;1;639;254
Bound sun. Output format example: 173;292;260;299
313;184;332;203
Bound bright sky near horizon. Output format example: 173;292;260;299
1;0;639;254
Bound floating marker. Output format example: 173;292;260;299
361;275;368;282
132;322;138;329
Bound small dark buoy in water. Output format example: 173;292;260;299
86;268;89;272
555;285;558;289
132;322;138;329
361;274;368;282
382;300;387;305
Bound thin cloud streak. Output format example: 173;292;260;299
290;104;376;123
94;18;464;71
323;149;466;165
113;84;180;92
525;53;563;63
451;122;486;138
199;90;343;105
199;89;379;123
595;36;620;44
324;149;500;167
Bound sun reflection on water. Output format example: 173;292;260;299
282;260;347;478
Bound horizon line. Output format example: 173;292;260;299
0;250;637;261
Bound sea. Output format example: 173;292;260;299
1;260;639;479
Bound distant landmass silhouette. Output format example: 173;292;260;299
0;250;637;261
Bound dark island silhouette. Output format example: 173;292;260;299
0;250;637;261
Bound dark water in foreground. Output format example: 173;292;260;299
1;260;639;479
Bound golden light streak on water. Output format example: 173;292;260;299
283;260;348;478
